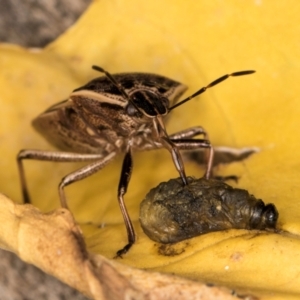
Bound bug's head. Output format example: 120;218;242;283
125;89;169;119
89;66;255;121
90;65;187;121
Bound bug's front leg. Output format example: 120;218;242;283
160;137;188;185
154;117;188;185
17;150;116;207
169;126;214;179
171;138;214;179
115;146;135;258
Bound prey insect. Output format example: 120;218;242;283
140;177;278;244
17;65;255;257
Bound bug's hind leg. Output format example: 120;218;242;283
17;149;114;206
213;175;239;182
57;152;116;209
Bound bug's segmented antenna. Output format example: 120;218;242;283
92;65;142;111
168;70;255;111
92;65;133;101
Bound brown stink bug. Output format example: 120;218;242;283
140;177;278;244
17;66;255;257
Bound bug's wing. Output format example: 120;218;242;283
32;99;115;154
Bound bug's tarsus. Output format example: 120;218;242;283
115;243;133;259
169;70;256;111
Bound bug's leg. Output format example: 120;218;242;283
213;175;239;182
58;152;116;209
170;126;215;179
17;149;112;205
185;146;259;166
154;117;188;185
17;151;32;204
174;141;239;182
115;146;135;258
171;138;214;179
169;126;208;140
160;137;189;185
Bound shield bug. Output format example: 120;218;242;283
17;66;255;257
140;177;278;244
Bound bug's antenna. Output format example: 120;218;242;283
168;70;255;111
92;65;143;112
92;65;131;101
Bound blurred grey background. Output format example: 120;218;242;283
0;0;91;47
0;0;92;299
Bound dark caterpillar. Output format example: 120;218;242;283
140;177;278;243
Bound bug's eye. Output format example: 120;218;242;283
126;103;139;116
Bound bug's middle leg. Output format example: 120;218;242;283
169;126;209;140
115;146;135;258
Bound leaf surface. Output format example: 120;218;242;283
0;1;300;299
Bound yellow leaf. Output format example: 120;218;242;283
1;1;300;299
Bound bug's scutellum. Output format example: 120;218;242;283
17;66;255;257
